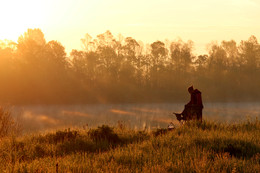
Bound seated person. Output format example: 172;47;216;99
174;86;203;122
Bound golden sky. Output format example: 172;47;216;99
0;0;259;54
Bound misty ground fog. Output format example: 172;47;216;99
1;29;260;134
11;103;260;134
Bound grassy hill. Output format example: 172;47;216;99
0;119;259;172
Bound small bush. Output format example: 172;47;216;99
88;125;121;145
0;107;21;138
56;139;94;155
39;129;78;144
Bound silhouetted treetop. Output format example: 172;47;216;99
0;29;260;104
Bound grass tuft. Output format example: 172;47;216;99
0;119;259;172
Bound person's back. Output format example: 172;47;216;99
174;86;203;122
192;89;203;121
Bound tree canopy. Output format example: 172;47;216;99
0;28;259;104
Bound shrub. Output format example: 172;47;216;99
34;129;78;144
0;107;21;138
88;125;121;144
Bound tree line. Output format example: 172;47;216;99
0;28;259;104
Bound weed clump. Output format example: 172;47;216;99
194;137;260;159
44;129;78;144
88;125;121;145
0;120;259;172
0;107;21;138
152;128;168;137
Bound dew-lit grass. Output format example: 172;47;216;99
0;119;259;172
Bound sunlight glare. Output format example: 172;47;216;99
0;0;46;41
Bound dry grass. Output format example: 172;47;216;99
0;107;22;139
0;118;259;172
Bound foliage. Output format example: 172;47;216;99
88;125;121;144
0;107;21;138
0;29;260;104
0;120;259;172
39;129;78;144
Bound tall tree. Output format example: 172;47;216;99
239;35;260;70
170;40;194;73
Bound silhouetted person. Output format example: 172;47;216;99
174;86;203;122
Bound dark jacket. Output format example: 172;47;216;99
188;89;203;108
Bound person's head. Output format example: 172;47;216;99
188;86;194;94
